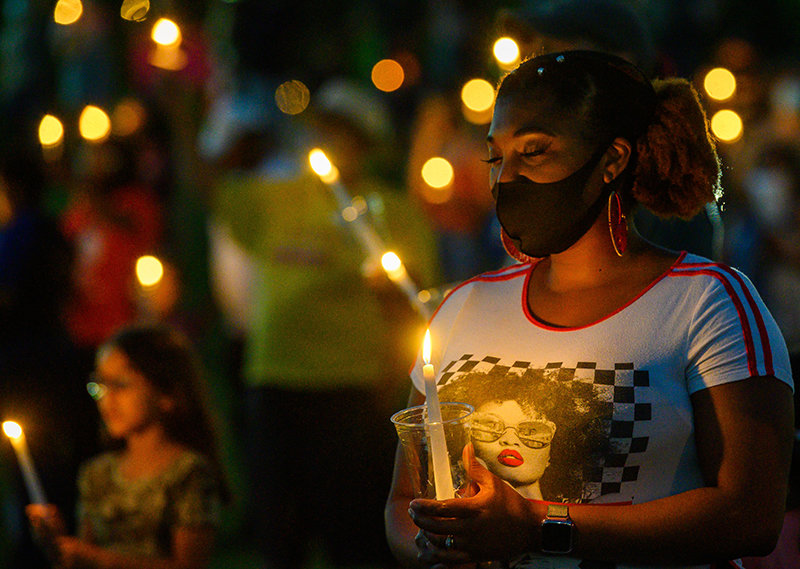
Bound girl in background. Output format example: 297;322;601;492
28;323;228;569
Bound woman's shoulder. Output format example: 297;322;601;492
433;263;531;316
448;263;532;294
666;252;757;294
167;449;213;477
162;449;221;490
77;450;123;493
79;450;121;477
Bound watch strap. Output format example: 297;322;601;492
546;503;570;519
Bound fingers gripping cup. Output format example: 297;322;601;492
391;402;474;499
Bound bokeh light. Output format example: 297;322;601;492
149;45;188;71
121;0;149;22
275;80;310;115
493;37;520;69
461;78;495;124
54;0;83;25
421;157;454;189
136;255;164;287
371;59;405;92
38;114;64;147
461;79;495;112
78;105;111;142
704;67;736;101
112;98;146;136
151;18;181;47
710;109;743;142
341;206;358;222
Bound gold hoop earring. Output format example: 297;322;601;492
608;191;628;257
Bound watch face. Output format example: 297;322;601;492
541;520;573;554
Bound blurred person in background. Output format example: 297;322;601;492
0;145;77;569
406;88;508;284
27;322;229;569
405;3;512;285
740;142;800;355
208;77;439;569
60;137;165;371
737;130;800;569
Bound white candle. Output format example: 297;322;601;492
308;148;432;319
422;330;454;500
3;421;47;504
381;252;432;318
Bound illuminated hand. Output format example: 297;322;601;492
55;535;98;569
409;444;542;562
26;504;66;564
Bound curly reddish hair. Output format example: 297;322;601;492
632;78;722;219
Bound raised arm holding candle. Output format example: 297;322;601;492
309;148;432;320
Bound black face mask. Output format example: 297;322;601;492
492;147;609;258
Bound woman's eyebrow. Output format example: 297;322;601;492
486;123;554;144
513;123;554;138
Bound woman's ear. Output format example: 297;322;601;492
602;137;632;184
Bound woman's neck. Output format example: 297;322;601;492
121;426;183;480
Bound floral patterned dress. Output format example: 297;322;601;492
76;449;222;558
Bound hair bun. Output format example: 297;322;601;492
631;78;722;219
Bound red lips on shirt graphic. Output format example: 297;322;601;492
497;449;524;467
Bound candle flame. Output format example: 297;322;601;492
2;421;23;440
309;148;332;176
308;149;341;183
423;329;432;365
381;251;407;281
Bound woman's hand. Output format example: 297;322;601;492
409;444;542;563
26;504;67;564
54;535;110;569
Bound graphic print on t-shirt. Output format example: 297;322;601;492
437;354;651;504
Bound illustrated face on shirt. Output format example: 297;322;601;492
471;399;555;488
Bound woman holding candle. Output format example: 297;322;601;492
385;50;794;569
27;322;228;569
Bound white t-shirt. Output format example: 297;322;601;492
410;252;793;569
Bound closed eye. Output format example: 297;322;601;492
521;150;544;158
482;156;502;164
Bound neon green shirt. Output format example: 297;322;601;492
212;170;439;389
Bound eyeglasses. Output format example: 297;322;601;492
86;373;133;401
471;412;555;449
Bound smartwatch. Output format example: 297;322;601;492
540;503;574;554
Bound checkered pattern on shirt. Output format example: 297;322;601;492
440;354;651;498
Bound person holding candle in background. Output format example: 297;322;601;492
207;77;440;569
26;322;228;569
385;50;793;568
0;144;85;569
